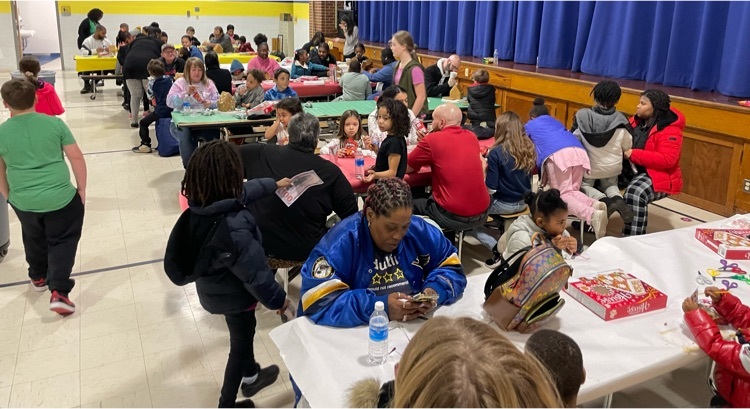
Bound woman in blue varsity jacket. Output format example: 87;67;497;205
299;178;467;328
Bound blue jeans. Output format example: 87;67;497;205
467;199;527;251
170;122;220;168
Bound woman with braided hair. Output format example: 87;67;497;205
622;89;684;235
164;140;294;407
299;178;467;328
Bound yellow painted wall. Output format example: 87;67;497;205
0;1;10;13
58;1;309;19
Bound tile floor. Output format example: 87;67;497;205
0;62;727;408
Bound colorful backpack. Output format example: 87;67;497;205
483;233;572;333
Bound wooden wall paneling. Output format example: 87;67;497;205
675;131;741;216
503;91;562;123
735;144;750;214
566;103;588;130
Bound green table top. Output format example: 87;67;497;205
303;97;469;118
171;97;472;127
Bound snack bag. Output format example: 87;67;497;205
217;92;234;112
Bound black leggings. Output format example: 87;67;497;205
219;309;261;407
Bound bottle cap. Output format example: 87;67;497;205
374;301;384;310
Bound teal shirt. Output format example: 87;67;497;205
0;113;77;212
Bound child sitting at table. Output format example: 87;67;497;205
310;42;336;68
237;35;254;52
234;69;265;109
466;69;496;140
526;97;608;239
367;85;421;149
502;189;579;260
320;110;368;156
683;287;750;408
354;42;370;67
290;49;328;79
165;140;292;408
230;59;246;81
263;68;298;101
525;329;586;408
18;56;64;116
363;98;409;181
335;59;372;102
264;97;303;145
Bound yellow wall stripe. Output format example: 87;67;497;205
0;1;10;14
58;1;309;19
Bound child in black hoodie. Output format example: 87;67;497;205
164;140;293;408
465;69;496;139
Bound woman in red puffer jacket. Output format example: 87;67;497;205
622;89;684;235
683;287;750;408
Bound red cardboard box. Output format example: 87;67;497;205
565;270;668;321
695;228;750;260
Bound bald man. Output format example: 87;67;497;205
424;54;461;98
407;104;490;239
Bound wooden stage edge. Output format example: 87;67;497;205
331;40;750;217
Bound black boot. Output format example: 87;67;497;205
609;196;634;224
599;197;616;218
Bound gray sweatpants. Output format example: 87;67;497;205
126;79;150;125
581;176;622;201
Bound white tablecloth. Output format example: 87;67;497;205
270;219;750;407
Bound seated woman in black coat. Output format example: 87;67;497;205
204;51;232;95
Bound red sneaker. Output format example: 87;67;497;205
29;278;48;292
49;291;76;315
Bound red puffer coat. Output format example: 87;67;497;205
629;108;685;195
684;294;750;408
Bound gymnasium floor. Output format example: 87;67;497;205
0;60;723;408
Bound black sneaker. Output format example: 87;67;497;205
240;365;280;398
484;248;504;269
234;399;255;408
80;86;92;94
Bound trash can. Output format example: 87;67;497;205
11;69;57;87
0;194;8;262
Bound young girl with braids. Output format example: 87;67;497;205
164;140;293;408
363;98;410;182
18;56;64;116
299;178;467;328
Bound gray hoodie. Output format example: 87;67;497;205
572;106;633;179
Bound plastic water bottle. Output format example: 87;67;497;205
368;301;389;365
182;101;191;116
354;148;365;180
493;49;499;66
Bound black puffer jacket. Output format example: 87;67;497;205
164;178;286;315
123;36;163;80
467;83;496;125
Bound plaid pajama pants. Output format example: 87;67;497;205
622;173;668;236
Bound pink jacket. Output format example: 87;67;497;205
247;56;281;79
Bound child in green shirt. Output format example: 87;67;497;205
0;79;87;316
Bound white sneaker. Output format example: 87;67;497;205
594;201;607;212
590;209;608;239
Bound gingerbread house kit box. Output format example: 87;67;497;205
695;228;750;260
565;270;668;321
